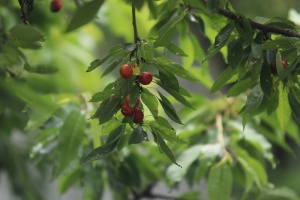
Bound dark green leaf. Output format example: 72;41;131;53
86;56;111;73
66;0;105;32
158;91;183;124
101;58;124;78
89;90;114;102
244;86;264;113
210;66;236;93
235;14;253;42
150;119;186;144
157;81;194;109
227;39;244;68
252;42;262;59
153;57;198;81
154;10;188;47
141;88;159;117
129;126;148;144
147;0;158;19
166;43;188;57
260;37;300;50
204;24;234;61
154;131;181;167
158;71;180;92
227;79;252;97
83;125;125;163
95;97;121;124
24;63;58;74
207;0;219;12
260;62;272;98
208;162;233;200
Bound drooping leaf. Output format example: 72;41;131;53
208;161;233;200
276;82;291;131
154;10;188;47
142;43;154;61
94;97;121;124
234;14;253;42
154;131;181;167
260;37;300;50
158;71;180;92
147;0;158;19
24;63;58;74
66;0;105;32
166;43;188;57
206;0;219;12
89;90;114;102
158;91;183;124
54;110;86;177
244;86;264;113
150;119;186;144
58;168;80;194
101;58;124;78
129;126;148;144
251;42;263;59
141;88;159;117
129;84;140;108
210;66;236;93
83;125;125;164
227;79;252;97
260;62;273;98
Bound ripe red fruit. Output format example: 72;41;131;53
133;109;144;124
125;94;140;109
139;72;153;85
121;102;135;116
119;64;133;79
50;0;62;12
270;57;287;74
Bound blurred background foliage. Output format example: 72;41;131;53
0;0;300;200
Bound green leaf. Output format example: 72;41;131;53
276;82;291;131
142;43;154;60
260;62;272;98
260;37;300;50
141;88;159;117
252;42;263;59
129;85;140;108
158;71;180;92
154;10;188;47
154;131;181;167
10;25;45;49
244;86;264;113
234;14;253;42
129;126;148;144
153;57;198;81
208;161;233;200
150;119;186;144
227;39;244;68
101;58;124;78
90;90;114;102
158;91;183;124
66;0;105;32
207;0;219;12
166;144;221;185
54;110;86;176
147;0;158;19
83;125;125;164
24;63;58;74
166;43;188;57
204;24;234;61
58;169;80;194
227;79;252;97
275;51;285;78
210;66;236;93
94;97;121;124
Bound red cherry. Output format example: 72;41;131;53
125;94;140;109
119;64;133;79
133;109;144;124
282;58;287;69
139;72;153;85
50;0;62;12
121;102;135;116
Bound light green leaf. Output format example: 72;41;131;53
227;78;252;97
245;86;264;113
208;161;233;200
166;43;188;57
54;110;86;177
141;88;159;117
89;90;114;102
276;82;291;131
210;66;236;93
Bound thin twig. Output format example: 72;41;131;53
217;8;300;38
132;4;140;44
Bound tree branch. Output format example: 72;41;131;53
132;4;140;44
217;8;300;38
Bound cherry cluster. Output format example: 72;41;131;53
119;64;153;124
50;0;62;12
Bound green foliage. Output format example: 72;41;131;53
1;0;300;200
